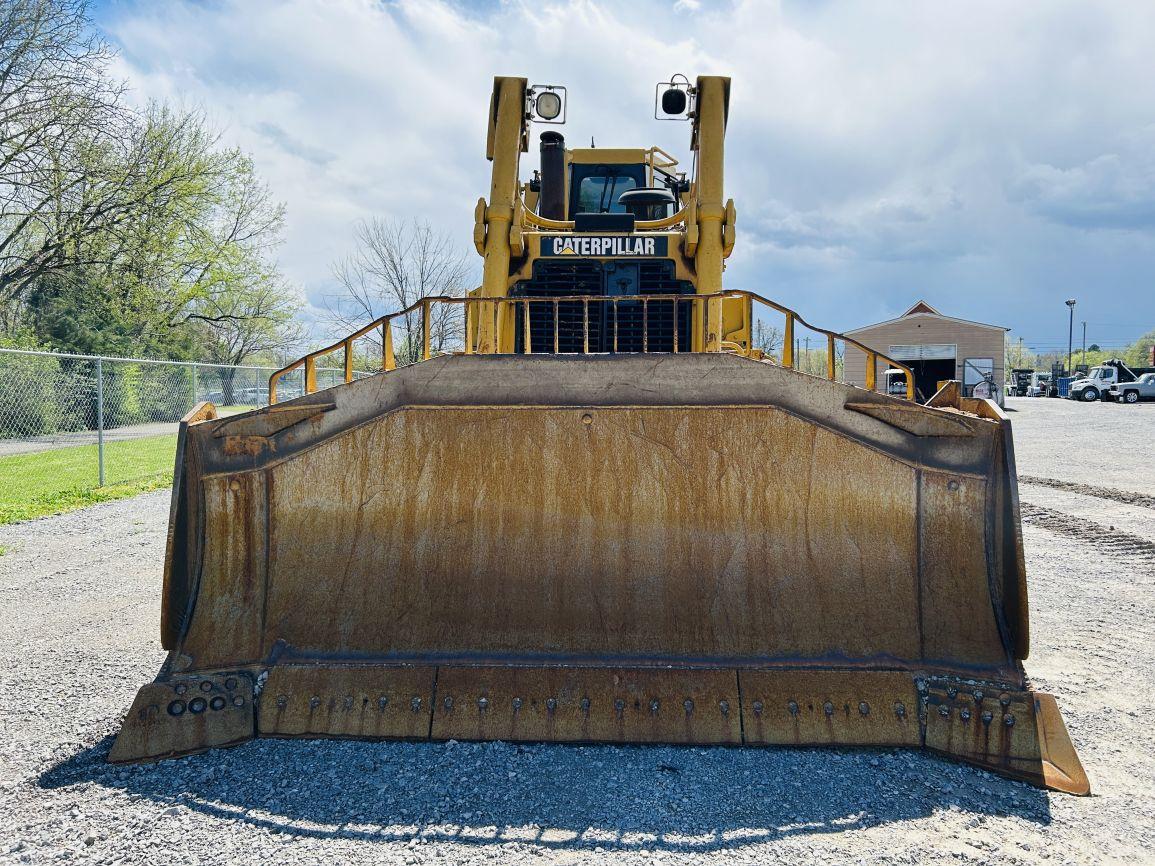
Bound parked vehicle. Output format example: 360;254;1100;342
1067;359;1154;402
1010;368;1034;397
1110;372;1155;404
1027;372;1051;397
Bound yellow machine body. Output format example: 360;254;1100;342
111;77;1087;795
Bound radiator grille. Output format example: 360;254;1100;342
511;259;694;353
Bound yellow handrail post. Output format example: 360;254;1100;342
305;356;317;394
269;373;280;405
343;339;353;384
906;373;915;401
866;352;877;392
383;321;396;371
706;295;722;352
422;299;431;361
583;299;590;354
523;299;532;354
783;315;794;368
827;333;836;381
464;302;473;355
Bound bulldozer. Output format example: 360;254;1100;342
111;75;1088;795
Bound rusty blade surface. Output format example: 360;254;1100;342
257;404;1002;671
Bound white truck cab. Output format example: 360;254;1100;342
1068;359;1144;402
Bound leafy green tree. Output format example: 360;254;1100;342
1123;330;1155;368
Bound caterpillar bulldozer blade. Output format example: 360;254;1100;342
111;75;1088;795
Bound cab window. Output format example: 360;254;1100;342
570;164;646;215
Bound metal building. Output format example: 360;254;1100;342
844;300;1008;404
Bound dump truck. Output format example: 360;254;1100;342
111;76;1088;795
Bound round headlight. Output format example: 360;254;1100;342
535;91;562;121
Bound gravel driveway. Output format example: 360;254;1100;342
1;396;1153;865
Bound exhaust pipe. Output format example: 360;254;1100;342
539;131;565;220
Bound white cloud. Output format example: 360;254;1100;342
100;0;1155;348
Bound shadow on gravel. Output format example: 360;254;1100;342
40;734;1051;852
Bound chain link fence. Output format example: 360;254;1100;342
0;349;348;488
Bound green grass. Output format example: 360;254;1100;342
0;433;177;524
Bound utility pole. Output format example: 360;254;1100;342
1065;299;1076;375
1081;321;1086;367
804;336;810;374
1017;337;1023;367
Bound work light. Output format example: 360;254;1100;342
528;85;566;124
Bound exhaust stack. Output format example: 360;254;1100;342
539;131;566;220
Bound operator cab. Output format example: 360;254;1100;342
532;136;687;223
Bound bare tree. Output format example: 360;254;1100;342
324;218;474;365
196;278;304;403
752;319;782;357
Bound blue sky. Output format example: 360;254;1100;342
91;0;1155;352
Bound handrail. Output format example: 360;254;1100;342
520;204;688;232
269;290;915;403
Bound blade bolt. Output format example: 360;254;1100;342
649;699;660;714
225;678;237;691
981;710;994;725
546;698;557;712
167;700;186;716
999;693;1011;706
512;697;523;711
684;699;694;714
210;696;226;711
946;687;958;699
443;696;454;710
309;696;321;709
232;696;245;707
276;695;288;708
580;697;591;713
378;696;389;710
938;706;949;717
174;684;187;696
894;702;906;718
823;701;835;717
787;701;799;716
200;681;213;693
960;709;971;722
1003;713;1015;727
411;697;422;712
858;702;870;716
972;690;984;702
752;701;763;716
478;697;489;710
947;479;960;491
719;700;730;716
343;696;354;710
614;699;625;713
189;698;207;714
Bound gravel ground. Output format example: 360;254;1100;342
1;397;1153;865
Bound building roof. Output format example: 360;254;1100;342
902;299;941;316
845;299;1008;335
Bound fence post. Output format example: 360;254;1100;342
192;363;199;404
95;357;105;487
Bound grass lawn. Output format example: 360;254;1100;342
0;433;177;524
